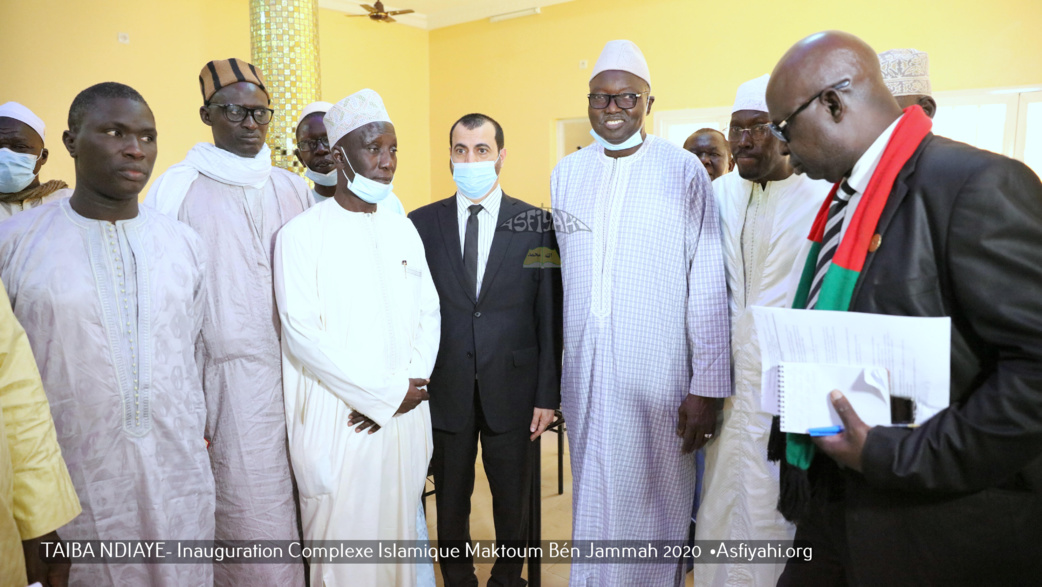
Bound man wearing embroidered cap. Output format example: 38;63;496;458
274;89;440;587
551;40;729;586
693;73;831;587
145;58;308;587
879;48;936;118
293;101;407;214
0;102;72;219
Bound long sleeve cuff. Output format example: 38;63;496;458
688;351;733;398
860;425;913;490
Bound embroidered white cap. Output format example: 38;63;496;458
590;40;651;87
879;48;931;97
295;101;335;132
324;89;393;147
732;74;770;114
0;102;46;141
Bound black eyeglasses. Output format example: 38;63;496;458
297;137;329;153
587;92;647;110
208;103;275;125
769;79;850;142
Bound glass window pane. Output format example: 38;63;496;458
976;104;1006;154
933;103;1007;155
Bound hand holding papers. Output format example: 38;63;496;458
813;390;873;472
752;307;951;426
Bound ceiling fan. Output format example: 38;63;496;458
348;1;414;23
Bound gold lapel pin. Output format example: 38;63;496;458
869;234;882;253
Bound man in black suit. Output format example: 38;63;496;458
409;113;561;587
764;31;1042;586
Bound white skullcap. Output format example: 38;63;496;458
590;40;651;87
879;49;931;97
324;89;392;147
0;102;46;142
732;74;770;114
295;101;334;132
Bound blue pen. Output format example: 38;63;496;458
808;425;844;437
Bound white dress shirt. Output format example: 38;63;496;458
839;115;903;239
456;185;503;297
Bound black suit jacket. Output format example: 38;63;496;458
826;134;1042;584
409;193;561;433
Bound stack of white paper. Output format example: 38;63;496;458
777;362;892;433
752;307;951;425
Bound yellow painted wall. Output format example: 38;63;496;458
0;0;250;196
319;9;431;212
429;0;1042;206
0;2;431;209
3;0;1040;208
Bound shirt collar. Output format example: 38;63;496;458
456;184;503;219
61;197;146;229
846;114;903;195
738;170;803;194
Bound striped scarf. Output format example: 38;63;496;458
0;178;67;204
770;105;932;522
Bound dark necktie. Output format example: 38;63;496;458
807;180;856;309
463;204;483;297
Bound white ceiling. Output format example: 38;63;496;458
319;0;574;30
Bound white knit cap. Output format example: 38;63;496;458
590;40;651;87
324;89;392;147
295;101;334;132
732;74;770;114
879;49;931;97
0;102;46;141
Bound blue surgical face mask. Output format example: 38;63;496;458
0;148;40;193
452;151;502;200
339;147;393;204
304;166;337;187
589;127;644;152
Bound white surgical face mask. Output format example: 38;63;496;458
589;127;644;151
451;151;502;200
339;147;393;204
304;166;337;186
0;148;40;193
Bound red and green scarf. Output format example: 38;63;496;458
771;105;933;521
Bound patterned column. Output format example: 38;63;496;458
249;0;321;172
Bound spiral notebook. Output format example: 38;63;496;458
778;362;892;434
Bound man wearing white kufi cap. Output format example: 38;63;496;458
292;100;407;213
879;48;936;118
693;74;831;587
552;40;730;586
274;88;441;587
0;102;71;219
145;58;310;587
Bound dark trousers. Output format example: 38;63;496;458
431;387;532;587
777;496;850;587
